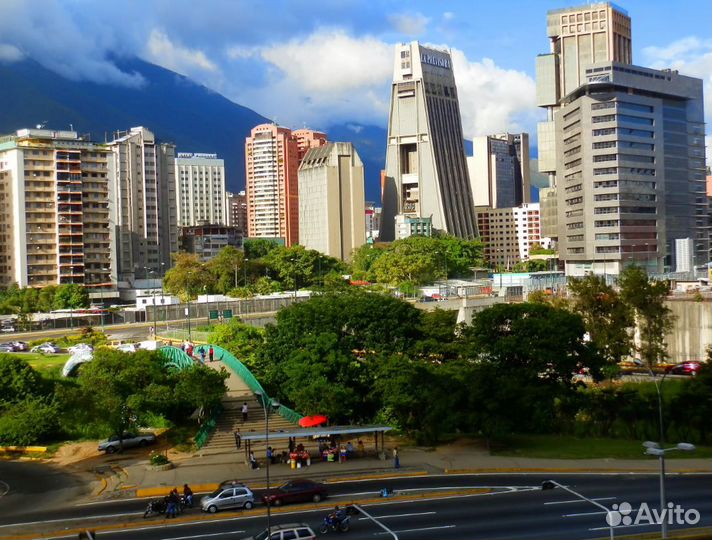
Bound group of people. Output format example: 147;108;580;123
319;440;364;462
164;484;194;518
176;341;215;365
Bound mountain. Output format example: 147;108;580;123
0;57;389;201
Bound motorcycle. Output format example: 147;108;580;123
319;505;358;533
143;498;167;518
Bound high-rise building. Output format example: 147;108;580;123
179;224;243;262
536;3;632;243
468;133;531;209
0;129;112;289
175;153;226;226
298;142;365;261
244;124;300;246
365;202;382;242
477;203;542;267
381;41;477;241
554;63;708;274
293;128;328;162
107;127;178;282
226;190;248;233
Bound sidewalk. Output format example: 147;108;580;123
103;441;712;498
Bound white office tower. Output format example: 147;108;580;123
175;153;226;226
381;41;477;241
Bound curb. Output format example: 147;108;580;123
134;470;429;498
0;487;489;540
595;526;712;540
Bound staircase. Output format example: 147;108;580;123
199;358;299;458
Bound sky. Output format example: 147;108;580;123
0;0;710;151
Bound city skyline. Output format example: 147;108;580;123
0;1;708;155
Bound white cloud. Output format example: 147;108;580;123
442;12;455;22
451;51;540;139
145;30;218;75
642;36;712;165
0;44;24;62
388;13;429;36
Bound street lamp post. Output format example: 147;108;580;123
542;480;615;540
255;392;280;537
243;258;249;287
160;262;167;334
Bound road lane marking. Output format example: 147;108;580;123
545;497;616;505
375;524;455;535
0;481;9;498
0;511;139;528
359;511;436;520
162;531;245;540
590;523;657;531
564;508;639;518
355;504;398;539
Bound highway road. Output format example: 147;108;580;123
0;472;709;539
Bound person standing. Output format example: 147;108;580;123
249;451;259;469
393;447;400;469
208;346;214;362
242;402;249;423
199;348;206;365
183;484;194;507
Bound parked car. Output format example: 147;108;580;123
98;432;157;453
261;479;327;506
0;344;15;353
1;326;15;333
68;343;93;355
669;361;703;377
11;341;28;351
31;342;61;354
201;484;255;513
243;523;317;540
116;343;137;353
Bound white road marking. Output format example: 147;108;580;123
0;480;9;498
564;508;639;518
590;523;657;531
0;511;139;528
375;524;456;535
355;504;398;539
545;496;616;505
359;511;436;520
162;531;245;540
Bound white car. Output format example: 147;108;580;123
31;342;61;354
116;343;137;353
68;343;93;355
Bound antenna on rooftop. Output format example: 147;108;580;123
36;121;47;129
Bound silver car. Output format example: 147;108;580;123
201;485;255;513
98;432;157;453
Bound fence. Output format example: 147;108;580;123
194;404;222;449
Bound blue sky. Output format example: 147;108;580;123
0;0;710;145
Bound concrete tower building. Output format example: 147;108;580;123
468;133;531;209
175;153;226;227
381;41;477;241
226;190;248;233
244;124;300;246
0;129;112;289
107;127;177;282
555;64;708;274
536;2;632;242
298;142;366;261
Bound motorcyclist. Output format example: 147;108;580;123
328;505;347;525
183;484;194;507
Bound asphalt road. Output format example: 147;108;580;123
0;473;709;540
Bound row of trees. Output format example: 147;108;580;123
209;289;709;445
0;283;89;315
0;349;227;445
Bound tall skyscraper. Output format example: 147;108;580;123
381;41;477;241
293;128;328;162
298;142;366;261
244;124;300;246
536;3;632;243
107;126;177;281
554;63;708;274
175;153;226;227
468;133;531;209
0;129;112;289
226;190;248;233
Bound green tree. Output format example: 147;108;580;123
75;349;171;442
435;234;485;277
163;253;214;301
0;355;47;403
351;244;387;280
207;246;246;293
253;276;281;295
208;318;265;361
512;259;549;272
243;238;282;260
173;365;228;412
618;266;674;366
568;274;633;366
53;284;89;309
264;245;345;290
412;308;461;361
370;236;442;285
0;396;59;445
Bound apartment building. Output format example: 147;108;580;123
0;129;111;289
179;224;243;261
107;127;177;282
175;152;226;226
293;128;328;162
477;203;542;267
226;190;248;233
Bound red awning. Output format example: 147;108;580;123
299;415;328;428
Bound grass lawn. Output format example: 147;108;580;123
492;434;712;460
18;352;71;378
